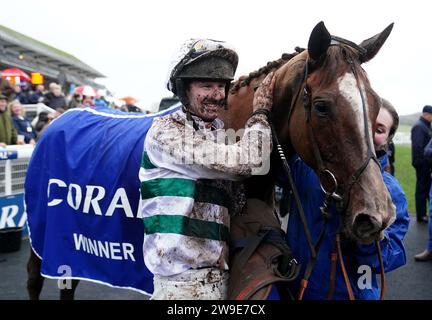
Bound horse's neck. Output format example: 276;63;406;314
223;54;304;134
221;72;271;131
220;57;306;206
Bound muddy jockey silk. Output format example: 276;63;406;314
25;105;180;295
140;108;272;278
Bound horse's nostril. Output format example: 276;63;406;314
353;213;381;237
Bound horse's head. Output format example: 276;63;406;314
223;22;396;244
273;22;395;244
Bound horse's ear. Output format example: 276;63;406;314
359;23;394;63
308;21;331;62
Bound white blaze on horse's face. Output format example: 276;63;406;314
337;72;374;151
336;71;395;244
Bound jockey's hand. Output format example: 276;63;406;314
253;71;276;113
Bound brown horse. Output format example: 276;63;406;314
27;21;394;300
221;21;395;244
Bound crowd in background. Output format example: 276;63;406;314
0;79;153;147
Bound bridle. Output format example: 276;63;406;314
297;38;380;214
254;36;386;300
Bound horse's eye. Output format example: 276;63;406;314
314;100;329;115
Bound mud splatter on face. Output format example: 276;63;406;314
187;81;227;122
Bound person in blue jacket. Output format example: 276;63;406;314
9;99;36;144
281;98;410;300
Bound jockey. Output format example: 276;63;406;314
140;38;275;300
279;98;410;300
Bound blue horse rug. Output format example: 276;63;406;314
25;104;180;295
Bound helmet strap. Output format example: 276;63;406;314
182;105;200;131
175;78;188;104
178;79;199;130
181;100;199;131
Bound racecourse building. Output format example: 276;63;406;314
0;24;104;89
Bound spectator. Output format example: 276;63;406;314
44;82;57;98
43;83;67;110
82;95;95;108
0;78;14;100
411;105;432;223
34;112;50;137
28;84;46;104
74;86;96;108
0;94;19;146
120;96;141;112
34;111;49;130
13;84;30;104
416;137;432;261
34;109;64;141
414;220;432;261
68;93;83;109
9;99;36;144
94;89;109;108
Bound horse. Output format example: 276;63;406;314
26;21;394;300
221;21;395;245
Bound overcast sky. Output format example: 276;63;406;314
0;0;429;114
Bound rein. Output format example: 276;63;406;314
253;37;386;300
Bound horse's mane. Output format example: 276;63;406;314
230;47;305;94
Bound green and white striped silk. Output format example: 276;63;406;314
139;151;231;277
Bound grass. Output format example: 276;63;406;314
394;145;415;215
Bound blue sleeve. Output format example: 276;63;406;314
352;173;410;273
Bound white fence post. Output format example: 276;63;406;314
4;160;11;196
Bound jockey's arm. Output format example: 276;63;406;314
145;113;272;180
